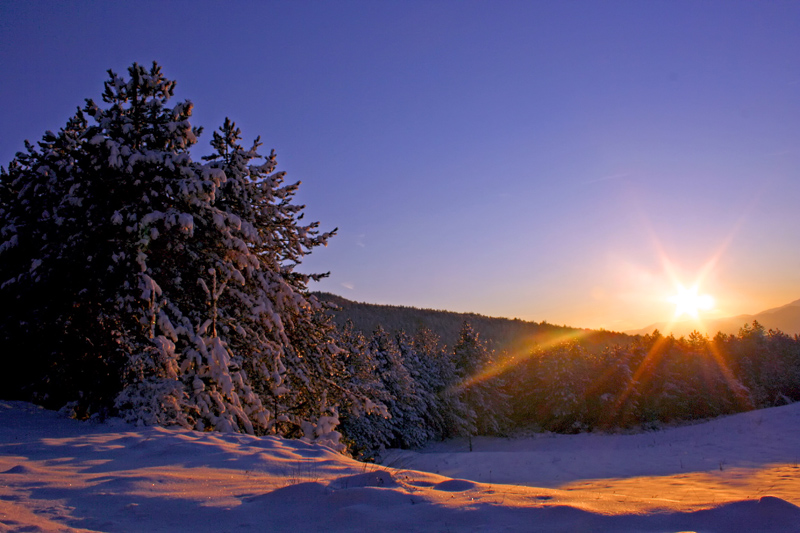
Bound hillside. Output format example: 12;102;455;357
628;298;800;338
314;292;634;352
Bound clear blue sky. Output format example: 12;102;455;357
2;1;799;331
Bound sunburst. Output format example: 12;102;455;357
669;284;714;319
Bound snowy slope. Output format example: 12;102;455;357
2;400;800;532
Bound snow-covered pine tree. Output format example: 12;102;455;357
394;330;443;443
411;327;472;439
335;320;393;459
0;62;358;443
452;322;510;436
368;326;430;448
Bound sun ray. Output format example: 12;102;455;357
705;337;754;412
630;193;755;329
453;329;591;391
607;332;671;423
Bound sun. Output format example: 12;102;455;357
669;284;714;319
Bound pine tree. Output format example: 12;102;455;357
335;320;393;459
367;327;430;448
0;62;357;442
452;322;510;436
405;327;471;439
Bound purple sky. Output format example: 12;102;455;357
2;1;799;331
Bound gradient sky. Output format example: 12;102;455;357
2;1;799;331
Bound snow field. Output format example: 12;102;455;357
2;401;800;532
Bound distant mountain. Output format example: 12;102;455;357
313;292;634;352
627;298;800;337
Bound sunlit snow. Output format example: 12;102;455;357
2;401;799;532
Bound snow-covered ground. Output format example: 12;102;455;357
2;401;799;532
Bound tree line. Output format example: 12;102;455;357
330;315;800;458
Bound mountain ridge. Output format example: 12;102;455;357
626;298;800;337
